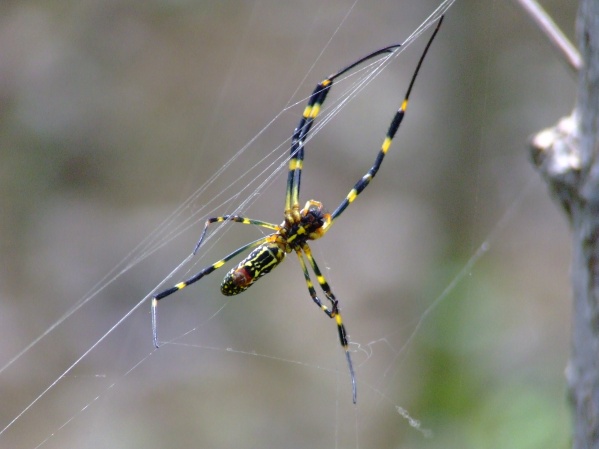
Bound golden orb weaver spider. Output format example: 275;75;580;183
152;16;443;404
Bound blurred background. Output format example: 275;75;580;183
0;1;577;448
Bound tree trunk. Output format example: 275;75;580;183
532;0;599;449
570;2;599;448
532;1;599;448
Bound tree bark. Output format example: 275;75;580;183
532;1;599;448
570;2;599;448
532;0;599;449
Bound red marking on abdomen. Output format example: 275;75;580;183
231;267;253;287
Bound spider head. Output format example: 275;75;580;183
301;200;324;223
300;200;330;238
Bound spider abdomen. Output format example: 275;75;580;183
221;242;285;296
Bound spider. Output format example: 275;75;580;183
152;16;443;404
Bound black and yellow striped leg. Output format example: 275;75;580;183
284;42;409;214
295;250;334;318
193;215;280;255
283;30;435;216
152;235;271;348
330;108;401;221
296;244;357;403
330;16;444;223
300;244;339;313
285;79;333;214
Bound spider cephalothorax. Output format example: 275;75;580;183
151;16;444;404
283;200;330;244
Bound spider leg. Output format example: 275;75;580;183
194;215;280;255
285;46;403;216
285;80;332;215
285;17;444;221
295;243;356;403
330;16;443;224
152;234;272;347
295;249;333;318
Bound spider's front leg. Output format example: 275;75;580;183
329;16;444;227
285;77;334;217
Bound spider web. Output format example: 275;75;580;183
0;0;575;448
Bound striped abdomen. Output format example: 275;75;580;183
221;242;285;296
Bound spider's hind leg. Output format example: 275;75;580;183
295;244;356;403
